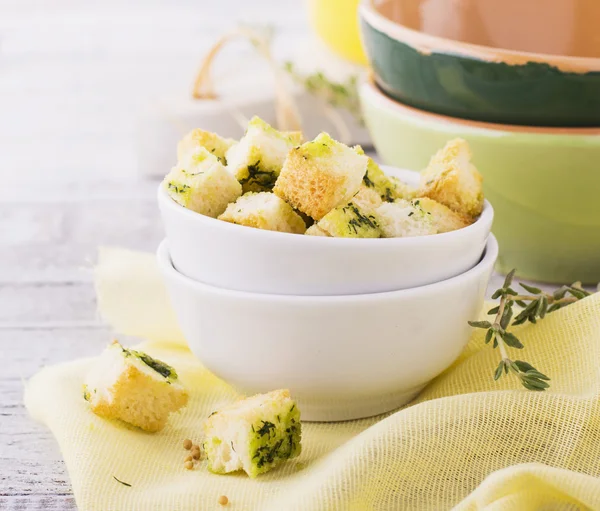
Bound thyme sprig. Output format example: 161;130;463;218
469;270;593;391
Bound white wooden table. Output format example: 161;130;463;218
0;2;513;508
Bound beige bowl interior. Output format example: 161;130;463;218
374;0;600;58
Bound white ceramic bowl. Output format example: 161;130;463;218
158;168;493;296
157;235;498;422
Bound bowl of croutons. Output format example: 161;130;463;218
158;117;493;296
156;116;497;421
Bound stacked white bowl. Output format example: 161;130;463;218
157;167;496;421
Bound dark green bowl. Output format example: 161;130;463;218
359;1;600;127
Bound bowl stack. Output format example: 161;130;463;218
359;0;600;283
157;168;496;422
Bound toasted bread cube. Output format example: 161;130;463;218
203;389;301;478
305;224;330;236
352;185;383;210
389;176;418;201
376;200;436;238
163;147;242;218
274;133;368;220
83;341;188;432
218;192;306;234
419;138;484;218
177;129;236;164
413;197;471;233
226;116;303;193
317;201;382;238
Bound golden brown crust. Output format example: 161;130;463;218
274;150;347;220
88;364;188;432
419;139;484;218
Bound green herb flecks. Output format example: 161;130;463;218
121;346;177;381
113;476;132;487
342;204;380;235
239;161;278;192
469;269;594;391
256;421;276;438
167;182;191;195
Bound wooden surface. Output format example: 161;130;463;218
0;2;532;509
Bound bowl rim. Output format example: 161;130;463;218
361;75;600;136
158;167;493;246
157;233;498;301
359;0;600;73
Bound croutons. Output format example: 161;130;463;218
361;157;416;202
218;192;306;234
177;129;236;164
274;133;368;220
203;389;301;478
413;197;471;233
163;147;242;218
317;202;382;238
305;224;330;236
83;341;188;432
352;185;383;210
419;138;484;218
226;116;303;193
376;200;436;238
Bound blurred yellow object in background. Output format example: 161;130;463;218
307;0;367;64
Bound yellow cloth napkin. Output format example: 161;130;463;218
25;248;600;510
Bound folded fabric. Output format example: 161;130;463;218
25;247;600;510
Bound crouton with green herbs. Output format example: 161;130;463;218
376;199;436;238
218;192;306;234
226;116;303;193
203;389;301;478
274;133;368;220
83;341;188;432
419;138;484;218
413;197;471;233
177;129;237;164
359;155;416;202
317;201;382;238
163;147;242;218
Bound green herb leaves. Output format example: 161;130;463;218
469;269;593;391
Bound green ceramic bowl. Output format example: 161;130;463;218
360;77;600;284
359;0;600;127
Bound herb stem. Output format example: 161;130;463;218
496;333;510;361
512;294;579;305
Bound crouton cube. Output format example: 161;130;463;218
218;192;306;234
226;116;303;192
305;224;330;236
274;133;368;220
83;341;188;432
388;176;418;201
352;185;383;210
413;197;471;233
203;389;301;478
353;149;416;202
177;129;236;164
317;201;382;238
419;138;484;218
376;199;436;238
163;147;242;218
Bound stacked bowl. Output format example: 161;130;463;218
157;169;496;422
359;0;600;283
